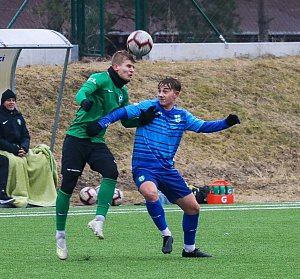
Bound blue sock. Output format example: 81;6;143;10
146;200;167;231
182;213;199;245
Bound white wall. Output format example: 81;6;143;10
147;42;300;60
16;45;79;67
15;42;300;66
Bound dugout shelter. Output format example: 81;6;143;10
0;29;73;151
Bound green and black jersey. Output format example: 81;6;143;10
67;71;130;143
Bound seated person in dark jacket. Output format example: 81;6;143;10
0;89;30;204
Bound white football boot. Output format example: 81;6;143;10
88;219;104;239
56;237;68;260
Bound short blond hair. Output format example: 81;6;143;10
111;50;135;65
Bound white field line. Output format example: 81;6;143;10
0;202;300;218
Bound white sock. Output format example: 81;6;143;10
184;244;195;252
95;215;105;222
56;230;66;240
161;227;172;237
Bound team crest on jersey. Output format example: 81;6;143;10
174;115;181;123
138;175;145;182
17;119;21;125
119;93;123;104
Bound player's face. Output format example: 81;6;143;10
157;85;179;110
3;98;16;111
113;59;135;82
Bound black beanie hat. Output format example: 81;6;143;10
1;89;16;105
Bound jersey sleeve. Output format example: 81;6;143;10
75;73;105;105
120;94;150;128
97;100;155;128
197;119;228;133
97;107;128;128
184;110;205;132
184;110;229;133
125;100;154;118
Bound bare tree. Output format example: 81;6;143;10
31;0;70;38
257;0;269;42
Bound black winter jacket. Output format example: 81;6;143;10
0;105;30;155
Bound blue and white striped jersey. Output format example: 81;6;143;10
124;99;228;171
97;98;230;171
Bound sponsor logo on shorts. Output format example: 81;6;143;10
138;175;145;182
67;168;81;173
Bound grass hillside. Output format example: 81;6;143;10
15;56;300;204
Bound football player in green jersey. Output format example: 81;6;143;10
55;50;155;260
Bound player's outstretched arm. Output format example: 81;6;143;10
139;106;160;126
198;114;240;133
86;103;160;136
121;106;160;128
86;107;128;137
225;114;240;126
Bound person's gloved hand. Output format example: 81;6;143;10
139;106;160;126
226;114;240;127
86;121;102;137
81;99;93;112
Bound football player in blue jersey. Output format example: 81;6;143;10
87;77;240;258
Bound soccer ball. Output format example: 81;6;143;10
126;30;153;58
95;186;124;206
111;188;124;206
79;186;97;205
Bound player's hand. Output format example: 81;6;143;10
226;114;240;127
86;121;102;137
81;99;93;112
139;106;160;126
18;148;27;157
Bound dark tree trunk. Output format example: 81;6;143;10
257;0;269;42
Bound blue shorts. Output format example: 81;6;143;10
132;168;192;203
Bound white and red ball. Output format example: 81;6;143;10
93;185;124;206
79;186;97;205
111;188;124;206
126;30;153;57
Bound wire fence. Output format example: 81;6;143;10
71;0;300;56
2;0;299;56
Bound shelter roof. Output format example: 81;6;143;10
0;29;72;49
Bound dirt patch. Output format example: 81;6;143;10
14;57;300;205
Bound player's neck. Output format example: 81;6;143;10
108;66;128;88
